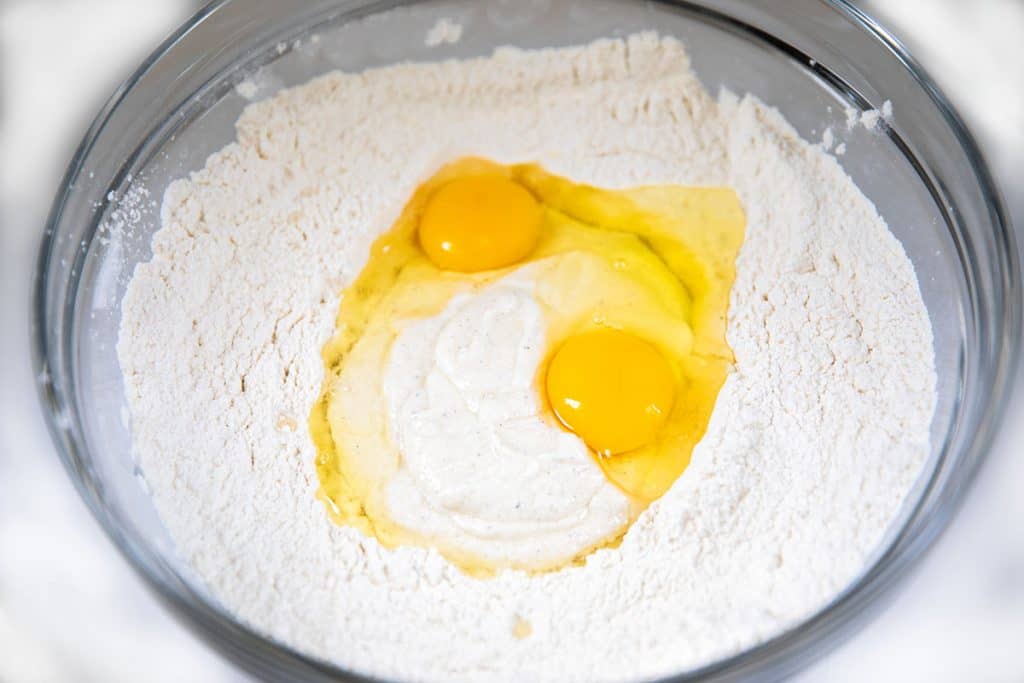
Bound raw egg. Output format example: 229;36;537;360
311;156;745;573
418;174;542;272
546;329;676;457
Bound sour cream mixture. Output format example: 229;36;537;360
384;272;630;568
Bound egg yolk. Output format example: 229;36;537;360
418;175;543;272
546;329;676;457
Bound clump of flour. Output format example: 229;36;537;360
845;100;893;131
425;17;463;46
118;34;935;682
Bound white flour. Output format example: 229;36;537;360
117;34;936;682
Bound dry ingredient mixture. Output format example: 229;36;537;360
117;34;936;682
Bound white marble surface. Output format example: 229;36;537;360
0;1;1021;681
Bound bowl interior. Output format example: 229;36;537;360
37;0;1014;681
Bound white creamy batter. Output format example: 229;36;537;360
383;271;630;568
117;33;937;682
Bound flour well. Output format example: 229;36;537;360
117;34;936;682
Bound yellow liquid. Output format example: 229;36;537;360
310;157;745;573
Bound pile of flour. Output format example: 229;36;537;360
117;33;935;681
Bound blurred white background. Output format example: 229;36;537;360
1;1;1021;681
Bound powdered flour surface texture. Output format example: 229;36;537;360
117;34;936;682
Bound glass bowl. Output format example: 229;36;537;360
32;0;1019;681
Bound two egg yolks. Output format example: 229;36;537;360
311;157;745;574
417;175;676;463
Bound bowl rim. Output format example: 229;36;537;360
31;0;1021;681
